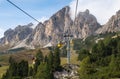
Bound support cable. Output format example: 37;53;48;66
75;0;79;20
7;0;40;23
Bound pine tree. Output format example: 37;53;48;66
2;57;18;79
17;60;29;78
117;41;120;53
48;51;54;71
97;40;105;56
34;49;43;75
35;63;54;79
109;55;120;77
36;49;44;62
44;55;48;63
79;56;96;79
53;47;61;71
9;56;14;64
9;61;18;76
78;49;90;61
28;67;34;76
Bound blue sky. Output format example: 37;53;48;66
0;0;72;37
0;0;120;38
0;0;72;28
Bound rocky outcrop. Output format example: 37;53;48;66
96;10;120;34
0;23;33;47
54;64;79;79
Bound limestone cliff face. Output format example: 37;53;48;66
26;23;48;47
96;10;120;34
0;6;101;49
73;9;101;38
43;6;73;43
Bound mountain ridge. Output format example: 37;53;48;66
0;6;120;50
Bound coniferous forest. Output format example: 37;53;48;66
78;36;120;79
1;47;61;79
1;35;120;79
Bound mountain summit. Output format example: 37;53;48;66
96;10;120;34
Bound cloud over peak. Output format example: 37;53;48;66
69;0;120;24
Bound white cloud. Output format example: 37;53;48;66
69;0;120;24
39;16;49;23
32;16;49;29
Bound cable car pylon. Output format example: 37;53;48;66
64;0;79;64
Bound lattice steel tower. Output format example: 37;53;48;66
64;0;79;64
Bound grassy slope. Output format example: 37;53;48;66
0;54;10;66
0;66;8;78
61;50;79;65
0;48;50;65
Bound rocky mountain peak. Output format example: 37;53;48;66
51;6;69;18
96;10;120;34
72;9;100;38
116;10;120;15
85;9;90;14
4;28;14;36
